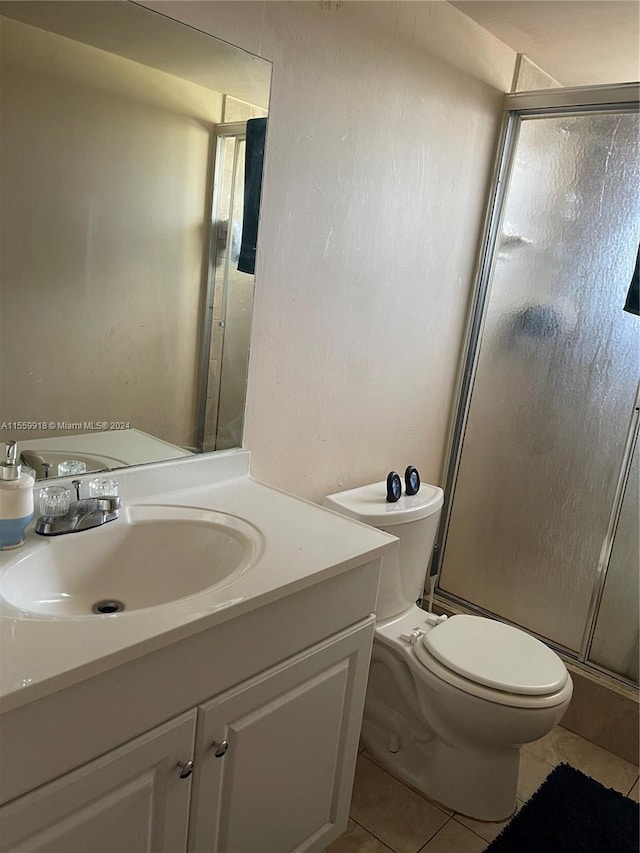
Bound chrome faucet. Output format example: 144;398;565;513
35;480;120;536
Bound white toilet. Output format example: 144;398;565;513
324;480;572;821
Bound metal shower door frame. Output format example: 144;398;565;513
434;83;640;683
195;122;247;452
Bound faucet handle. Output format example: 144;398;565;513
59;460;87;477
39;486;72;517
88;477;119;498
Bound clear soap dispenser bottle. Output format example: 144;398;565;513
0;441;35;550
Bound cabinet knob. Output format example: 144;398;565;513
212;739;229;758
177;759;194;778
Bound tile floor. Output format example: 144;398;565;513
327;726;640;853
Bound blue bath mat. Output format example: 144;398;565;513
486;763;639;852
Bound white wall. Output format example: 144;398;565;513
146;1;516;501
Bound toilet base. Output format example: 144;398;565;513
361;714;520;821
362;610;571;821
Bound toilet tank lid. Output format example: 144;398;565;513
422;615;569;695
323;481;444;526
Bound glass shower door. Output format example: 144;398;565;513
439;111;640;655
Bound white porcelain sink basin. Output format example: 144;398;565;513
0;505;262;618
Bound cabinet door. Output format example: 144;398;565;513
0;710;196;853
189;619;374;853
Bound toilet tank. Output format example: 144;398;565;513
324;480;444;620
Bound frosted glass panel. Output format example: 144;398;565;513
589;436;639;681
440;113;640;652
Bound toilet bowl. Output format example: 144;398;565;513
367;606;572;819
324;480;572;821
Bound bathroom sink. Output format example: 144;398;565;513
0;505;262;618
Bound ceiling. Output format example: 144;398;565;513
451;1;640;87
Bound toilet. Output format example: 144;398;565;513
324;480;572;821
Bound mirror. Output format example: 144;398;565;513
0;1;271;479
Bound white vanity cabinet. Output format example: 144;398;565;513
0;711;197;853
189;621;371;853
0;618;374;853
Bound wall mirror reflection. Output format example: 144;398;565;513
0;1;271;479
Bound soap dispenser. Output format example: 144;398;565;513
0;441;35;550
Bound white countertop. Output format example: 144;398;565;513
0;451;395;712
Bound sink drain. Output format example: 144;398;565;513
92;599;125;615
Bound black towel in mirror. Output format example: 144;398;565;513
238;117;267;276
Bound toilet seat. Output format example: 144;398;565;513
422;614;568;695
410;614;570;709
375;606;571;709
413;641;571;709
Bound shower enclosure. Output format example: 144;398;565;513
436;85;639;686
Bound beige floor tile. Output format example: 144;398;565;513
361;749;454;815
350;755;449;853
517;750;554;801
524;725;639;794
453;800;524;844
628;778;639;802
326;819;394;853
417;819;487;853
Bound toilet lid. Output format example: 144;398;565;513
421;615;568;695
